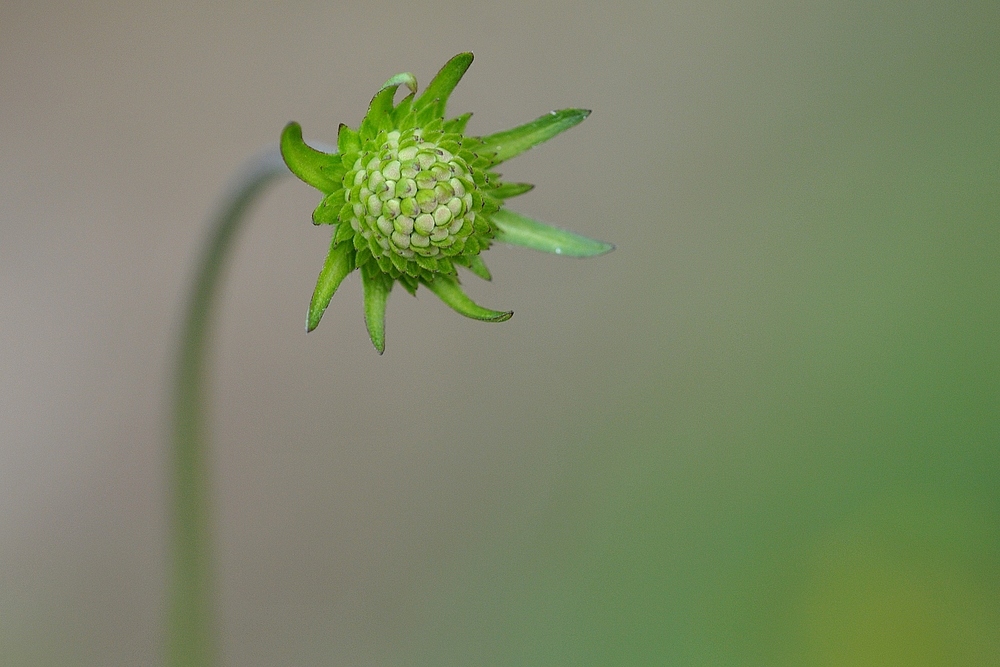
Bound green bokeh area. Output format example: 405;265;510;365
399;8;1000;666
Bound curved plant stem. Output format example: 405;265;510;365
169;145;288;667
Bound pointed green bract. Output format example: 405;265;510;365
307;239;355;332
466;255;492;281
361;86;397;136
492;209;614;257
361;264;392;353
414;52;474;117
480;109;590;164
311;194;342;225
390;92;415;124
363;73;418;136
281;122;341;193
446;112;472;134
425;275;512;322
337;123;361;155
491;182;535;199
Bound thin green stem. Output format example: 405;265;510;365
169;146;288;667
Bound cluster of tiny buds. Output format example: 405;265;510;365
345;128;479;259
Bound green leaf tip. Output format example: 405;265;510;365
307;239;354;333
425;275;512;322
481;109;591;164
414;52;474;117
466;255;492;281
492;209;614;257
362;264;392;354
491;182;535;200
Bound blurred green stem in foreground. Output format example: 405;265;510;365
168;146;289;667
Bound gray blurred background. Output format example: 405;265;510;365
2;1;998;665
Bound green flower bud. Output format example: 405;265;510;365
280;53;613;353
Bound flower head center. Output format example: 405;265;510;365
345;128;479;260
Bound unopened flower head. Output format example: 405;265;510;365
281;53;612;353
344;124;496;277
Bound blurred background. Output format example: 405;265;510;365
2;1;998;665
